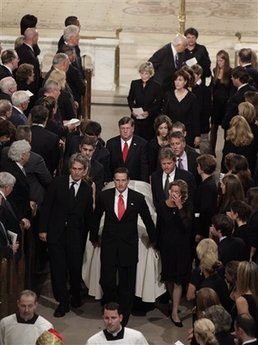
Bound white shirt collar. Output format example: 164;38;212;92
238;83;248;91
120;137;133;148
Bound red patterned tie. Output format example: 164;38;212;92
122;142;128;162
118;194;125;220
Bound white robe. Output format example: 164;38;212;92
86;327;149;345
0;314;53;345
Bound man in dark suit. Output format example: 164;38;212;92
151;147;196;210
16;27;42;94
90;167;156;325
238;48;258;89
0;140;31;229
106;117;149;182
79;135;104;196
210;214;249;266
235;314;258;345
0;50;19;80
222;66;256;130
0;77;17;101
0;172;20;259
39;153;93;317
10;91;29;127
149;34;187;92
58;18;84;79
169;131;200;183
30;105;60;176
58;45;86;112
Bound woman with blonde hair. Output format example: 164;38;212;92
187;239;218;301
221;115;257;176
194;318;218;345
47;70;76;121
127;61;163;140
232;261;258;324
199;252;231;312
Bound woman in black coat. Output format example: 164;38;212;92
127;61;163;141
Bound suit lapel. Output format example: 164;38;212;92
125;137;137;162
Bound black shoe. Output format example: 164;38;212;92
54;303;70;317
169;315;183;327
71;296;82;308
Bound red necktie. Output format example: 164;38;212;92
118;194;125;220
122;142;128;162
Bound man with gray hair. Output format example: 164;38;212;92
0;76;17;101
10;91;30;126
16;27;42;93
149;33;187;91
0;49;19;80
0;139;31;229
61;24;83;78
39;153;93;317
0;171;19;259
0;99;12;120
0;289;53;345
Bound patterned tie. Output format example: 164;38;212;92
177;157;184;170
164;174;170;199
122;142;129;162
118;194;125;220
175;54;179;69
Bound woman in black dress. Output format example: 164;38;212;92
221;115;257;176
231;261;258;328
163;69;200;147
210;50;233;156
157;179;193;326
148;114;172;174
127;61;163;141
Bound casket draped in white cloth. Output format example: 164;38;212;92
82;181;166;302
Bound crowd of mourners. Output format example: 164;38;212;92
0;12;258;345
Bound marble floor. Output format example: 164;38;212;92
36;104;224;345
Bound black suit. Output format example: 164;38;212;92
24;152;52;207
89;159;104;196
9;107;28;127
0;65;13;80
194;176;218;238
0;159;31;221
0;219;13;259
106;135;149;182
185;43;211;80
40;175;93;305
16;43;42;93
30;125;60;176
127;78;163;140
222;83;256;130
218;236;249;265
151;167;196;210
244;64;258;89
184;146;200;183
91;187;156;322
149;43;185;92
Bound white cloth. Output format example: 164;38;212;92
82;181;166;302
0;314;53;345
86;327;149;345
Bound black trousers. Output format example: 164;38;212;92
48;226;86;305
100;259;137;321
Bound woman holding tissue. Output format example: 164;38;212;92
127;61;163;141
